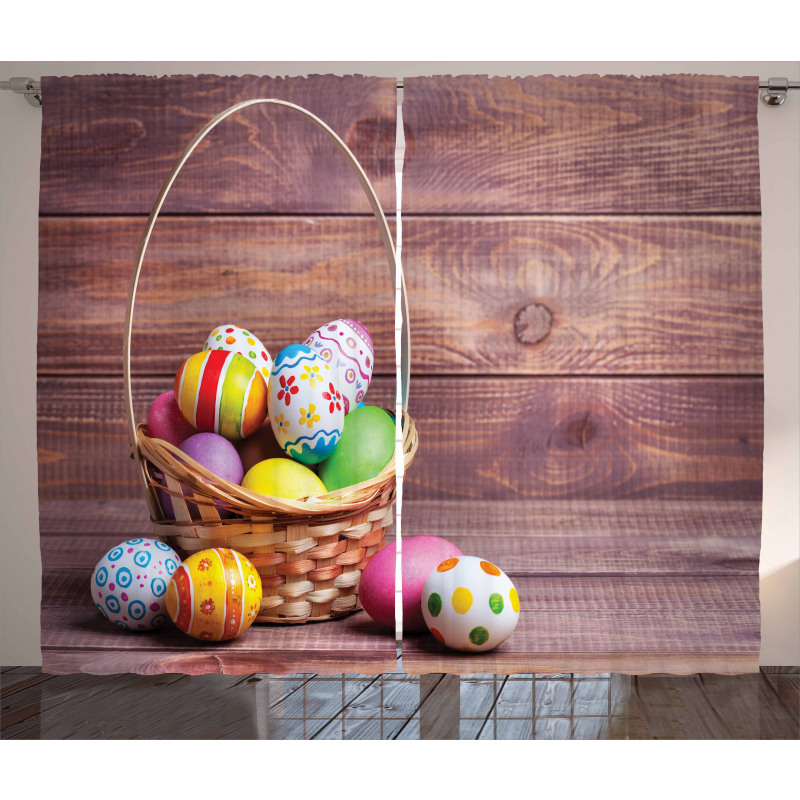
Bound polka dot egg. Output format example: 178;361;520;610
420;555;520;652
203;324;273;382
166;548;262;641
90;538;181;631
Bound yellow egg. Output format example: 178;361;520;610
242;458;327;500
166;548;262;641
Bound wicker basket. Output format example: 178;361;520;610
122;99;416;624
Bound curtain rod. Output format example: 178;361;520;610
3;77;799;108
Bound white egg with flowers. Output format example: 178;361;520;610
268;344;344;465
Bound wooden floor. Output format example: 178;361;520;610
2;667;796;739
39;498;760;675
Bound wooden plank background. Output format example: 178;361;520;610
37;74;399;674
400;74;763;504
39;74;397;214
37;76;398;502
399;74;762;674
401;74;761;214
37;72;763;675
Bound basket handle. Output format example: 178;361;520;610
123;98;410;493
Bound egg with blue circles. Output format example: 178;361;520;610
304;319;373;415
90;538;181;631
268;344;344;465
420;555;520;652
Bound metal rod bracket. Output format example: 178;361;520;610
760;77;797;107
0;77;42;107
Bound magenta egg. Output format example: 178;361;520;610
359;536;463;632
160;432;244;520
147;390;196;447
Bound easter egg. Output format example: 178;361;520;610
359;536;463;632
420;555;520;652
304;319;373;415
235;418;286;474
318;405;395;491
242;458;327;500
90;538;181;631
268;344;343;465
147;391;196;447
174;349;267;441
160;432;244;520
166;548;262;641
203;323;272;383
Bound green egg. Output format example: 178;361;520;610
318;405;395;491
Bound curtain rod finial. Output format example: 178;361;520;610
0;77;42;107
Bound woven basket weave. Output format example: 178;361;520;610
123;99;416;623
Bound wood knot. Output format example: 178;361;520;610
549;412;598;451
513;303;553;345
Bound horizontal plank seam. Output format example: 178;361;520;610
400;212;763;219
38;212;397;220
40;567;759;578
39;645;393;655
37;211;762;219
36;371;766;380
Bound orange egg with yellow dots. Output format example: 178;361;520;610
420;555;520;652
166;548;262;641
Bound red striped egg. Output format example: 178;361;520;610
174;350;268;441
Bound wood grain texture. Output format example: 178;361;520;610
40;648;393;677
402;499;760;576
419;674;461;739
403;216;762;374
37;216;395;375
36;375;396;500
623;674;763;739
38;500;151;535
40;499;760;577
403;376;762;500
37;375;761;501
5;671;795;740
1;673;263;739
40;74;396;215
402;574;760;676
40;578;396;676
403;75;760;213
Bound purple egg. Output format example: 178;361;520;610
147;391;196;447
160;432;244;520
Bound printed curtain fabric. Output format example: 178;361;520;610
38;73;761;677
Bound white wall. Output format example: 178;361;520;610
1;61;797;667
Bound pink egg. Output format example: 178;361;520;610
147;391;196;447
359;536;463;632
160;432;244;520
